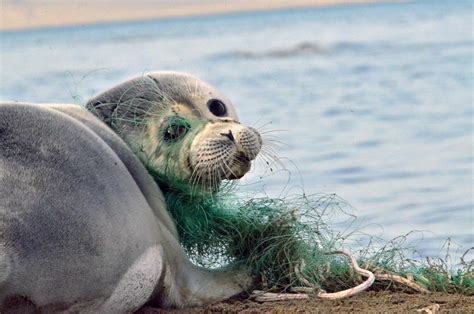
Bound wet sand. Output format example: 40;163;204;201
1;0;394;31
137;291;474;313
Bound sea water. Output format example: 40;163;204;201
0;0;472;257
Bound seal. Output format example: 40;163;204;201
86;71;262;189
0;72;262;312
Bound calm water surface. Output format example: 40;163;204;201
1;0;472;257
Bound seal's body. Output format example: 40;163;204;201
0;72;261;312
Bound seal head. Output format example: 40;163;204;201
87;72;262;189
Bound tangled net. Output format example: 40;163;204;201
148;169;473;300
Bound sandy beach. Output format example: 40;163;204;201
138;291;474;313
1;0;394;31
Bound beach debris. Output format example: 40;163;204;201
148;168;474;300
296;250;376;300
250;290;309;302
416;304;440;314
374;272;430;294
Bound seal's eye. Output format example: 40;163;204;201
207;99;227;117
163;118;190;142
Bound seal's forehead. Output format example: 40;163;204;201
147;72;239;122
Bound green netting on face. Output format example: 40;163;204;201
146;168;473;295
128;113;206;184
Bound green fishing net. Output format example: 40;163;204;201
93;99;472;295
148;168;473;295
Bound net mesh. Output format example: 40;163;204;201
148;168;473;295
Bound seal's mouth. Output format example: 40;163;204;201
185;122;262;187
228;153;251;179
235;153;251;165
185;151;251;182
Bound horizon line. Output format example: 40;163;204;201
0;0;399;33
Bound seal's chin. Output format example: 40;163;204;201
185;153;251;183
226;154;251;179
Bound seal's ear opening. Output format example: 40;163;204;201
86;75;163;129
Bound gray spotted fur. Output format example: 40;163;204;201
0;72;252;312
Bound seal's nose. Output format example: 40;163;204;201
220;130;235;143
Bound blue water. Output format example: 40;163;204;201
1;0;472;257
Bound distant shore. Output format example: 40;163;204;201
1;0;396;32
